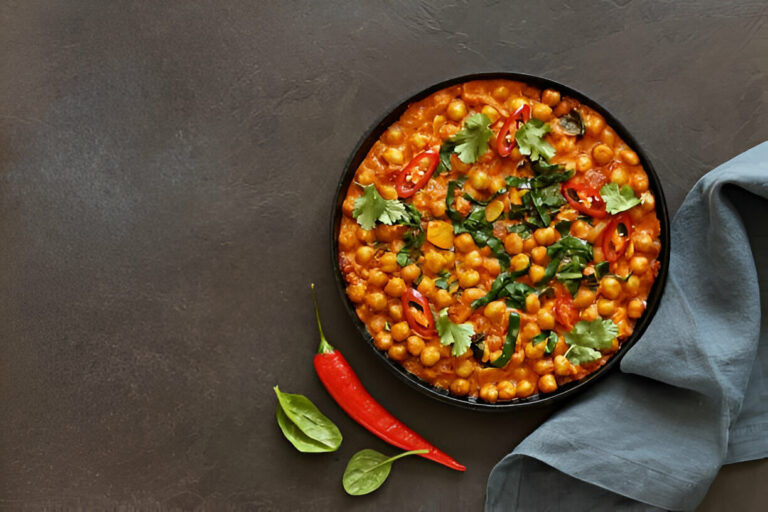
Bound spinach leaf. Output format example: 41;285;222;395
396;228;425;267
555;220;572;237
560;109;585;136
490;312;520;368
531;330;559;355
507;222;532;239
471;270;532;309
274;386;342;453
343;448;429;496
435;140;457;175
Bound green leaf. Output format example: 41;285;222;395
343;449;429;496
515;119;556;162
449;113;493;164
545;330;559;354
352;184;409;230
436;308;475;357
559;110;585;136
435;141;456;175
564;345;602;365
274;386;342;452
396;228;425;267
507;222;532;239
600;182;641;215
555;220;572;237
490;312;520;368
564;319;619;350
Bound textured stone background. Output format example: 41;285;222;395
1;1;766;510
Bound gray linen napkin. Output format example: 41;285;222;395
486;142;768;511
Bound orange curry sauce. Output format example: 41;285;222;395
337;80;661;403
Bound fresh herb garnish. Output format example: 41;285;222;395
352;184;409;231
436;308;475;357
536;235;594;293
532;330;559;355
555;220;572;236
560;109;585;136
434;270;452;290
396;229;425;267
515;118;556;162
274;386;342;453
507;222;533;239
451;113;493;164
470;270;533;309
343;448;429;496
490;312;520;368
600;182;641;215
564;318;618;350
505;171;572;228
564;345;602;365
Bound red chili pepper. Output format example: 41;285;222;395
395;150;440;198
311;285;465;472
554;285;579;330
561;180;609;218
496;104;531;157
401;287;437;338
603;213;633;262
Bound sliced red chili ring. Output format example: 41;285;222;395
401;287;437;338
395;150;440;198
496;104;531;157
561;180;609;218
554;285;579;330
603;213;633;262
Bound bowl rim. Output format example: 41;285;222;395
329;72;670;411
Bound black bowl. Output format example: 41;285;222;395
330;72;670;411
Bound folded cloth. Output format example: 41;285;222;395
486;142;768;512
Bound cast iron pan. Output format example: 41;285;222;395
330;72;670;411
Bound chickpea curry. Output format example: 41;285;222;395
337;79;661;404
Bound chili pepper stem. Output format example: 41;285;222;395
311;283;335;354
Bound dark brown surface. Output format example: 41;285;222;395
0;1;766;511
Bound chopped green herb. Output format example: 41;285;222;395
564;319;618;350
436;308;475;357
600;182;641;215
435;141;457;175
471;271;533;309
352;184;410;231
564;345;602;365
507;222;532;239
555;220;572;237
490;312;520;368
515;118;556;162
450;113;493;164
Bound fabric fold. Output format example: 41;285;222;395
486;142;768;511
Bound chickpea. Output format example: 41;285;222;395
365;292;387;312
409;132;429;150
631;172;649;193
484;300;507;323
430;200;447;218
385;125;404;144
534;227;557;246
554;355;572;376
628;299;646;319
465;250;483;268
369;315;387;334
347;283;366;303
447;99;468;121
338;230;357;251
538;374;558;394
388;321;409;342
450;378;470;396
389;303;403;321
620;149;639;165
601;127;616;146
541;89;560;107
368;269;388;288
454;233;475;253
357;227;375;243
406;335;425;356
469;169;490;191
525;293;541;314
480;383;499;403
424;251;445;274
581;304;599;322
573;287;596;308
511;349;525;365
600;276;621;300
383;147;404;166
634;232;654;253
528;264;546;284
401;264;421;283
388;344;407;361
374;224;400;242
492;380;514;400
624;275;640;295
455;359;475;378
533;358;554;375
511;253;530;272
489;175;506;193
525;340;545;359
530;246;548;265
355;246;374;264
523;236;538;252
462;287;486;304
576;154;593;172
532;103;553;121
458;269;480;288
420;345;441;367
484;257;501;277
572;219;590;239
379;252;398;272
504;232;524;254
537;309;555;330
384;277;406;298
597;298;616;317
522;321;541;340
593;246;605;263
481;105;500;123
592;144;614;166
585;115;605;137
374;331;393;350
630;256;650;274
417;276;435;297
610;165;629;186
379;184;398;200
434;289;454;309
512;366;530;381
516;379;535;398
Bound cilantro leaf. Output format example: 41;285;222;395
352;184;409;230
564;319;618;350
564;345;602;365
449;113;493;164
515;119;556;162
436;308;475;357
600;183;641;215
